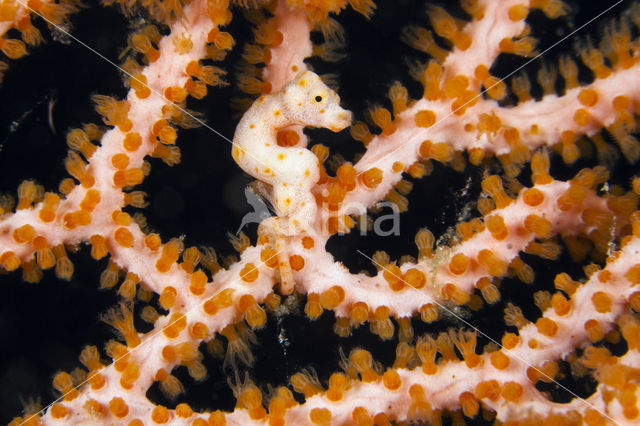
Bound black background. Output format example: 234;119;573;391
0;0;635;423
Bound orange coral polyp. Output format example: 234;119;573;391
359;167;383;189
477;249;507;276
449;253;470;275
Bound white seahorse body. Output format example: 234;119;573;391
232;71;351;295
232;71;352;236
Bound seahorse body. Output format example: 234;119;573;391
232;71;351;295
232;70;352;236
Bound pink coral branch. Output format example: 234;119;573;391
2;0;640;425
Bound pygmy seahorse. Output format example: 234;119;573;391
232;71;352;293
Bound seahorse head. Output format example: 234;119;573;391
281;71;352;132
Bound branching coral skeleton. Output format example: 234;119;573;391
1;0;640;425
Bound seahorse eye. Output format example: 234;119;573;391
315;95;323;102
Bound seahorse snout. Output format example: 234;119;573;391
329;108;353;132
